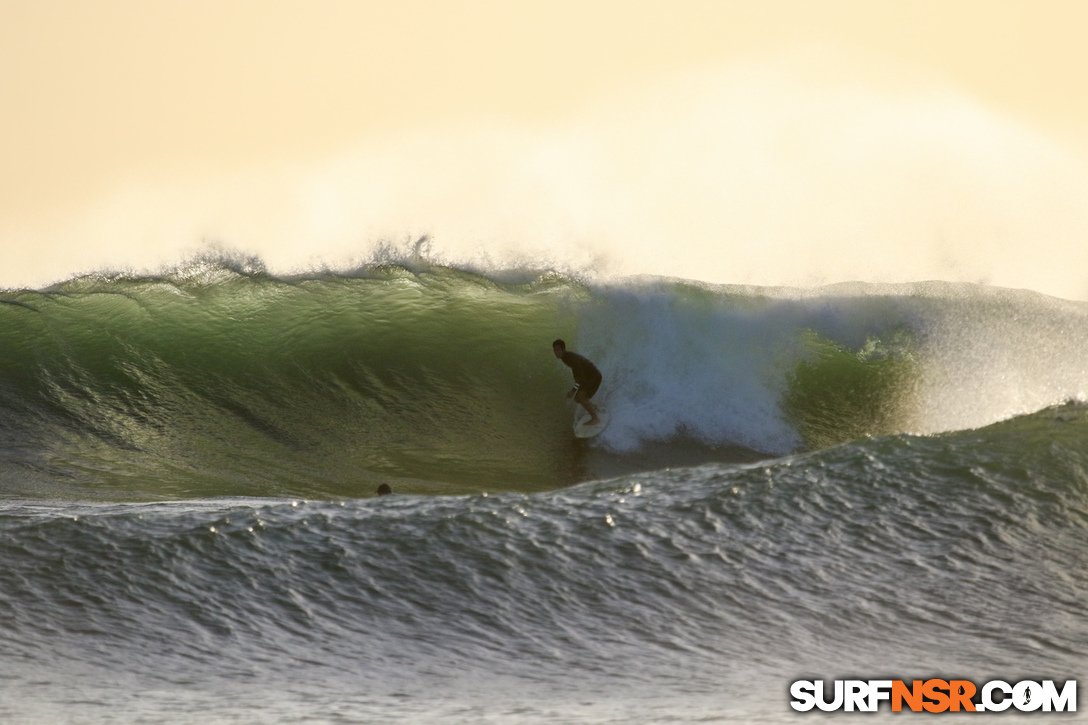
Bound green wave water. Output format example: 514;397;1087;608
1;263;1086;500
0;264;588;497
784;329;917;449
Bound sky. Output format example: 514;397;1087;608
3;0;1088;294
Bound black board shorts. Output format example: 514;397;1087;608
579;372;602;399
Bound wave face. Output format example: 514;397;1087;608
1;262;1086;500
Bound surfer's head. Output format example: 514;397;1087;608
552;339;566;357
376;484;392;496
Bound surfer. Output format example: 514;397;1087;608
552;339;602;425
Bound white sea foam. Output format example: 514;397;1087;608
574;280;1088;453
576;283;805;454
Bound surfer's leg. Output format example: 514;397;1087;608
574;389;600;424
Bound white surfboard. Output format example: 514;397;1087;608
573;410;610;438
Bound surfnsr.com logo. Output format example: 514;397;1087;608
790;679;1076;713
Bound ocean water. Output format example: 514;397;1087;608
1;261;1086;723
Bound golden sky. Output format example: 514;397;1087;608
3;0;1088;223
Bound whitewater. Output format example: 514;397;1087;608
2;62;1088;723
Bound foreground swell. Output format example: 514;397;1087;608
0;403;1085;722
